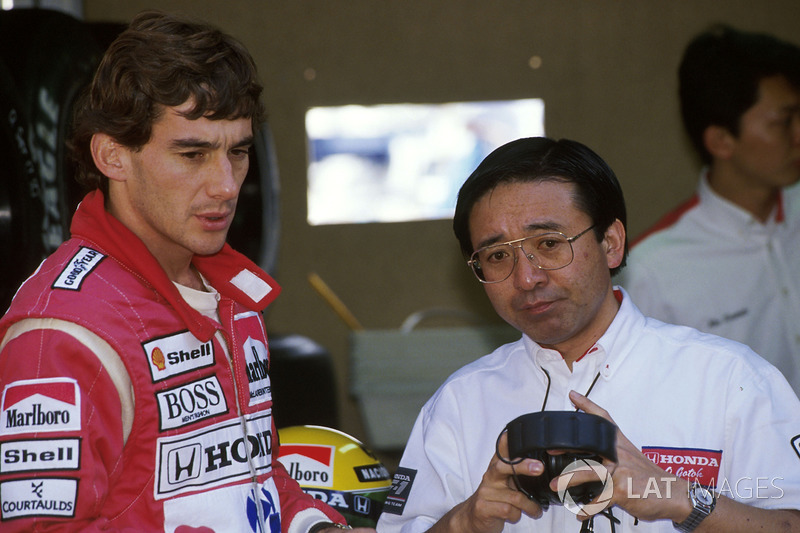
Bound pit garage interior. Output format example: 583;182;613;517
1;1;798;470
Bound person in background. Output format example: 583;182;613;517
377;137;800;532
0;10;370;533
621;25;800;395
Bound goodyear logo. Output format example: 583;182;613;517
52;247;104;290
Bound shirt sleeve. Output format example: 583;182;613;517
377;391;469;533
0;326;139;532
720;359;800;510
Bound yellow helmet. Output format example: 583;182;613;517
277;425;391;527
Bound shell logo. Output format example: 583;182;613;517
151;347;166;371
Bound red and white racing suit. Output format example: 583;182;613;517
0;190;345;532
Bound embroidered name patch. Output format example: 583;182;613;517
642;446;722;487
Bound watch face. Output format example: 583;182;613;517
696;486;714;506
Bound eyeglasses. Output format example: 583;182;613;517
468;225;595;284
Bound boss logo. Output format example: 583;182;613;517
155;376;228;431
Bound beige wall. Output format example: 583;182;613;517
83;0;800;444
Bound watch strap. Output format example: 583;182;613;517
674;508;711;532
673;482;715;532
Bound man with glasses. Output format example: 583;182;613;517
377;137;800;532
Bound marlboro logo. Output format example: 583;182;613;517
277;444;335;488
1;378;81;436
235;311;272;406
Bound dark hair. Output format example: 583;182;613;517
453;137;628;276
679;24;800;165
69;10;265;191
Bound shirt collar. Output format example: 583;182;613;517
522;287;642;381
698;169;784;231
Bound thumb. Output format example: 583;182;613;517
569;390;613;423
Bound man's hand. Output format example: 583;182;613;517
558;391;800;532
429;431;545;533
559;391;691;523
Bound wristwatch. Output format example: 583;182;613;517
673;481;716;532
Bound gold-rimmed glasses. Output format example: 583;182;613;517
468;225;595;283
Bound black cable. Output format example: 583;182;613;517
577;371;602;411
496;364;617;533
540;367;552;411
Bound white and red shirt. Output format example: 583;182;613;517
621;173;800;395
0;191;344;532
377;289;800;532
